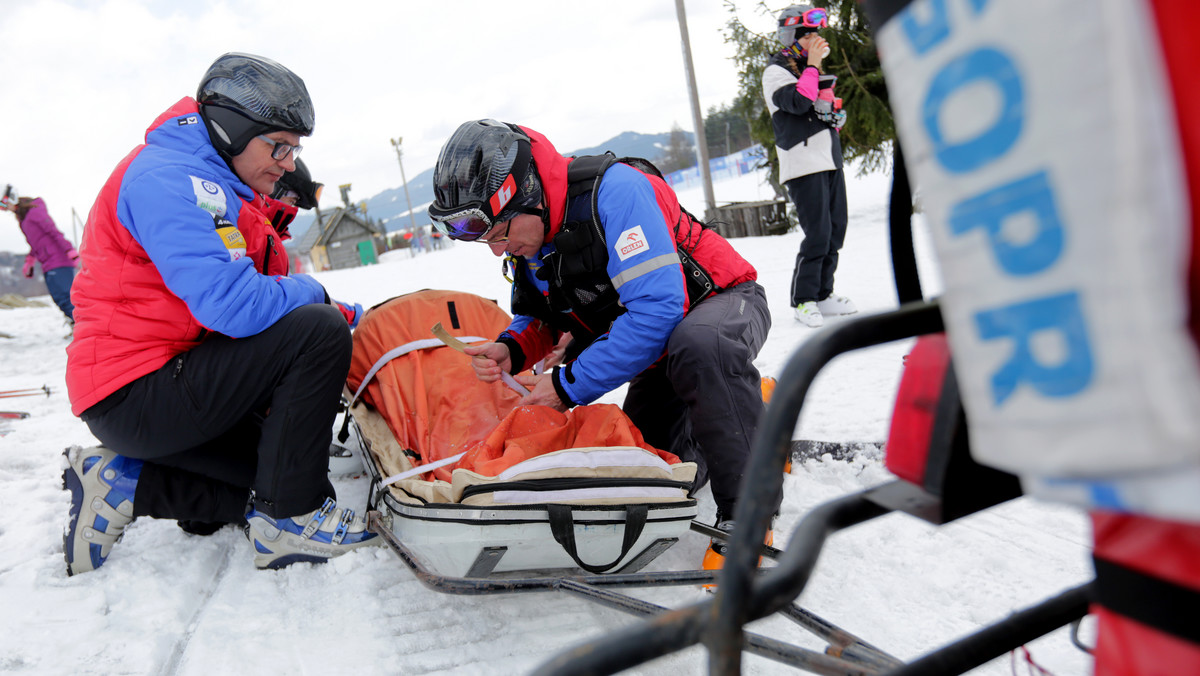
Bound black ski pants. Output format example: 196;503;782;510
622;281;771;520
80;304;352;522
786;167;849;305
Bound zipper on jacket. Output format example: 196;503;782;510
173;356;183;379
263;235;273;273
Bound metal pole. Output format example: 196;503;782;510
674;0;716;220
390;137;419;234
70;207;83;247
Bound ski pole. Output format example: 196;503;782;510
0;385;52;397
0;389;53;400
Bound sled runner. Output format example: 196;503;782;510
345;289;700;577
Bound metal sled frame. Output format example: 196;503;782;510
368;505;921;675
525;300;1095;675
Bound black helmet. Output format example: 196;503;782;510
271;158;323;210
197;52;315;160
428;119;538;241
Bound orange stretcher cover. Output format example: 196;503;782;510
346;289;679;483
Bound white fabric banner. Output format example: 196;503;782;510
875;0;1200;498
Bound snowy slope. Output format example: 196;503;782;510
0;166;1094;675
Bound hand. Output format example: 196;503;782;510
807;36;829;68
21;257;34;278
463;342;512;383
513;373;569;413
66;247;80;261
541;332;572;371
335;301;363;329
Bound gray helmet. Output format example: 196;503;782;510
197;52;315;159
776;4;818;46
428;119;539;240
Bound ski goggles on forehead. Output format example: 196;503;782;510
430;206;496;242
781;7;828;28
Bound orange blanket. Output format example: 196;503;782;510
347;290;677;482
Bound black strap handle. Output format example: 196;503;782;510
547;504;649;574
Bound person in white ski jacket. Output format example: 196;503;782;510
762;4;856;328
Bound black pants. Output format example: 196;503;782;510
623;282;771;519
81;304;352;522
786;167;848;305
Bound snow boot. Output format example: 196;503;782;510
701;517;773;589
62;445;142;576
245;497;380;570
816;294;857;316
794;301;824;327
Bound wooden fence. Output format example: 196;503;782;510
707;199;793;239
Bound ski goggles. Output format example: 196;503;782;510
430;205;497;242
780;7;828;29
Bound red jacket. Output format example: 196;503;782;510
67;98;327;416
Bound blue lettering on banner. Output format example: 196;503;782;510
923;48;1024;174
974;293;1094;404
901;0;951;55
901;0;991;55
948;170;1064;275
897;0;1096;410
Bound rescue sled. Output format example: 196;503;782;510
525;129;1105;671
344;289;701;578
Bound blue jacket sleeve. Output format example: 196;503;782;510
555;164;687;404
118;165;326;338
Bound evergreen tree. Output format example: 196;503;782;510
704;103;754;158
655;123;698;174
724;0;894;196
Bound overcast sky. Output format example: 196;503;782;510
0;0;778;253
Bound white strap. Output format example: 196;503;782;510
382;452;467;486
348;336;490;408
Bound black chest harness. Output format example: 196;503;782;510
510;154;719;352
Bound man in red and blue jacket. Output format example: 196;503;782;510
429;120;773;534
62;53;375;576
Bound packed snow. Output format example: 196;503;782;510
0;164;1094;675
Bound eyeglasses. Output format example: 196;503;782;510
256;135;303;161
781;7;828;29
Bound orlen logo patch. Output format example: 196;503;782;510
488;174;517;216
615;225;649;262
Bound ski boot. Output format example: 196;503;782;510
761;376;791;474
245;497;380;569
62;445;143;576
701;517;773;589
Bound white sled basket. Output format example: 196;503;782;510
349;402;698;577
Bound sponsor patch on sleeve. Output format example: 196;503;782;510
213;215;247;262
615;225;650;262
190;176;227;216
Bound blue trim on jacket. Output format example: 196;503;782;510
505;163;687;404
116;107;326;338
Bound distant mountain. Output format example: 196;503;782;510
289;130;692;241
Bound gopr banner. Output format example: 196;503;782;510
869;0;1200;520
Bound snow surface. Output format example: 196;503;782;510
0;165;1095;675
